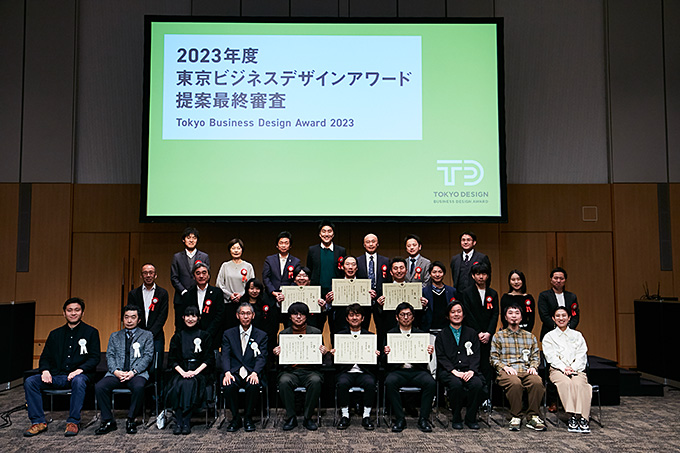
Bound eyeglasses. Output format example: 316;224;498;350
398;312;413;318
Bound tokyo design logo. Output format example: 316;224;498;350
436;160;484;186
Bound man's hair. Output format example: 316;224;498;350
552;306;570;317
192;261;210;274
503;303;522;318
404;233;422;246
293;266;311;279
237;302;255;316
123;304;141;317
183;305;200;317
428;260;447;276
227;238;244;251
63;297;85;312
507;269;527;293
446;300;463;317
181;227;199;240
277;231;292;243
318;220;335;232
460;230;477;241
288;302;310;317
343;255;357;265
395;302;415;316
346;303;364;318
550;267;568;279
470;262;490;276
390;256;407;269
141;263;156;272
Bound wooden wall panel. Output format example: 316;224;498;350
617;313;637;368
560;232;617;361
0;184;19;302
503;184;612;232
71;233;130;350
671;184;680;297
15;184;72;314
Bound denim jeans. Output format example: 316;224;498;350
25;373;89;424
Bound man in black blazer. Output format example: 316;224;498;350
436;301;483;429
180;262;225;350
356;233;391;330
262;231;301;302
306;220;346;332
222;302;268;432
127;263;168;372
171;227;210;330
450;231;491;293
461;262;498;391
332;304;378;430
538;267;580;340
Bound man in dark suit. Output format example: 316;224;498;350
538;267;580;340
383;302;436;433
450;231;492;293
95;305;154;435
356;233;391;331
127;263;168;372
222;302;268;432
461;262;498;393
180;262;225;350
404;234;432;286
332;304;378;430
171;227;210;331
435;301;483;430
262;231;301;303
306;220;346;332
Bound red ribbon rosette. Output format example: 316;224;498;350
195;259;203;265
449;297;456;303
486;296;493;310
150;297;158;312
203;299;212;314
241;268;248;283
338;256;344;270
473;261;479;265
571;302;578;317
381;264;387;278
262;305;269;318
525;299;532;313
287;265;294;280
415;266;422;280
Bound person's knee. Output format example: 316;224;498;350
25;374;42;390
71;374;88;390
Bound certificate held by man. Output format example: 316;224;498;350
382;282;422;311
333;333;377;365
278;333;323;365
281;285;322;313
332;279;371;306
386;332;430;363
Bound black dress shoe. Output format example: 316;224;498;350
303;418;318;431
392;418;406;432
126;419;137;434
465;421;480;430
282;416;297;431
337;416;350;430
452;421;464;430
181;424;191;435
226;417;243;432
243;418;256;432
95;420;117;435
361;417;375;430
173;423;182;435
417;418;433;432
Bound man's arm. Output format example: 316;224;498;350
38;330;56;373
170;253;185;293
252;332;268;375
568;293;580;329
106;334;120;374
135;332;155;374
485;290;500;334
262;256;278;296
537;291;553;327
80;327;101;373
148;288;169;338
488;333;504;372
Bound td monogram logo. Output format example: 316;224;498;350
436;160;484;186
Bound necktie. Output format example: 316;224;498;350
464;253;469;263
368;256;375;288
123;330;132;371
240;331;249;378
410;258;416;274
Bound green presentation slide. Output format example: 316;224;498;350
143;18;506;220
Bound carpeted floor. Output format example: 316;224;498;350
1;385;679;452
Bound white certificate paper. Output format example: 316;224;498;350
332;279;371;306
382;282;422;310
281;285;322;313
278;334;323;365
333;334;377;365
386;332;430;364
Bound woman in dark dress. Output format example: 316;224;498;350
499;269;535;332
420;261;457;332
166;306;214;434
244;278;278;354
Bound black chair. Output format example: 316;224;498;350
333;382;380;427
42;388;96;428
544;356;603;428
381;384;435;427
219;383;270;429
273;385;321;427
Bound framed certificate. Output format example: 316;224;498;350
331;279;371;306
386;332;430;364
278;333;323;365
382;282;422;311
281;285;322;313
333;333;377;365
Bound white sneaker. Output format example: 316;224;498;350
508;417;521;431
568;415;580;432
526;415;546;431
579;417;590;433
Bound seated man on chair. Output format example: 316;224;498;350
222;302;268;432
435;301;483;430
489;304;545;432
273;302;329;431
24;297;101;437
95;305;154;435
383;302;436;433
331;303;379;430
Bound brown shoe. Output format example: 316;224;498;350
24;423;48;437
65;422;79;437
548;402;558;413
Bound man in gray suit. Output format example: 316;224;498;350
95;305;154;435
404;234;432;286
171;227;210;330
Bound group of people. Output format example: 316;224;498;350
23;223;593;437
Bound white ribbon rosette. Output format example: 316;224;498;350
194;337;202;353
79;338;88;354
251;341;260;357
133;342;141;358
521;348;530;364
464;341;473;356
